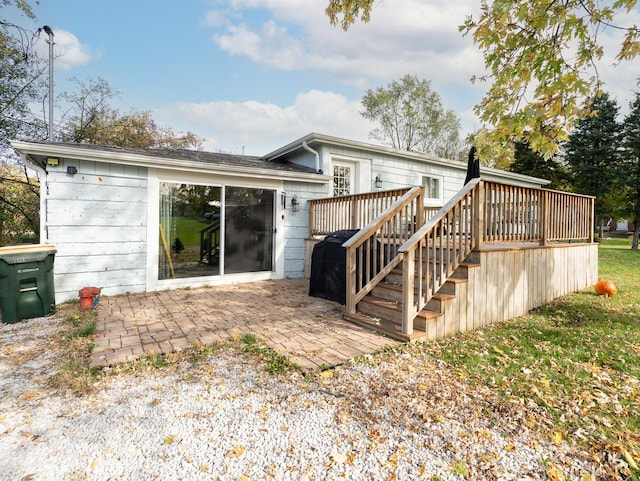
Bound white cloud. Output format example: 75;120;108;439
208;0;481;86
153;90;375;155
205;0;484;135
34;28;98;71
204;0;640;137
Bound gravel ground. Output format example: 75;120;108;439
0;314;609;481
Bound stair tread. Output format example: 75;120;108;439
460;262;480;268
343;312;428;342
433;292;456;300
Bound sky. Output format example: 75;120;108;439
8;0;640;156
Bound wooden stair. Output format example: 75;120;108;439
343;260;480;342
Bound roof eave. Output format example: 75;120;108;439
263;134;550;186
10;141;331;184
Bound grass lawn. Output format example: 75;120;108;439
419;237;640;475
173;216;210;246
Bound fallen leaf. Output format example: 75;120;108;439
545;463;562;481
226;445;245;458
550;431;564;443
623;449;638;470
330;450;348;464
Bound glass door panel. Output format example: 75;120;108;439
158;183;221;280
224;187;274;274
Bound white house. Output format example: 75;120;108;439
12;133;549;303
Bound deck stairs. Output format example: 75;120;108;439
343;243;480;342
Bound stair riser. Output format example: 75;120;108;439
426;298;443;312
386;270;447;285
373;284;457;303
372;285;403;302
357;301;402;323
357;302;432;333
439;282;458;296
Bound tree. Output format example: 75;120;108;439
0;162;39;244
361;74;465;159
620;93;640;249
564;93;623;235
58;77;202;149
1;1;47;245
510;141;569;191
1;3;48;150
325;0;640;160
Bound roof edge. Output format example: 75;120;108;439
10;140;331;184
263;133;550;186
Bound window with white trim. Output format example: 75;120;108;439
421;174;443;206
333;163;353;196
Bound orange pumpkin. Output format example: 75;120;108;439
595;280;617;297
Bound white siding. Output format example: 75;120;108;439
315;145;468;204
282;181;329;278
45;158;148;302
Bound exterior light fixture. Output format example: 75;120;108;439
46;157;59;166
66;166;77;175
375;174;382;189
291;195;300;212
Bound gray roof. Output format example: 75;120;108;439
15;141;318;174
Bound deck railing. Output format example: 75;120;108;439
482;182;595;245
308;187;412;237
398;179;480;334
310;180;594;335
342;186;424;314
394;180;593;335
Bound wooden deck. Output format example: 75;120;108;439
308;181;597;342
343;242;597;342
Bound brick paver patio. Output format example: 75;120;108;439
90;279;399;371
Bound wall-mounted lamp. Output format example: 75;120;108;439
291;195;300;212
281;191;287;210
46;157;59;166
375;174;383;189
66;166;77;175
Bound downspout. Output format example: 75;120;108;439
302;141;322;174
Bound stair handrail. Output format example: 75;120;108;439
342;186;425;315
397;178;482;334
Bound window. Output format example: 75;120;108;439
421;175;443;206
333;164;352;196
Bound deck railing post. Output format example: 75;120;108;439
588;197;595;243
473;181;484;251
401;250;415;336
351;197;358;229
345;245;356;314
542;190;549;246
308;200;315;238
416;188;424;231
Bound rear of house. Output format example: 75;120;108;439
12;133;552;304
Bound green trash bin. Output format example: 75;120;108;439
0;244;56;324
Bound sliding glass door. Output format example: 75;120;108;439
224;187;274;274
158;182;274;280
